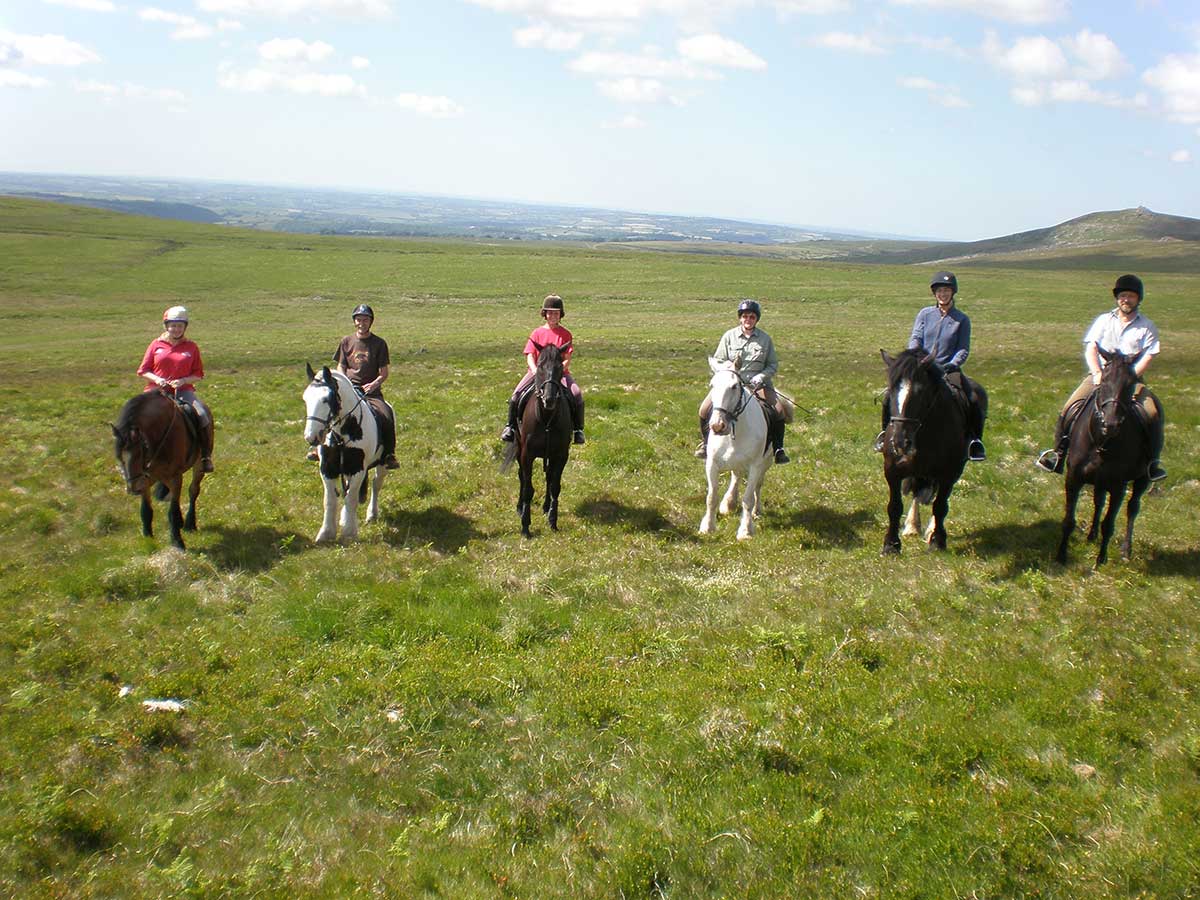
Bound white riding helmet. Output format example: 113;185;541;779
163;305;189;324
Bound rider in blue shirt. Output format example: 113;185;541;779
875;271;987;461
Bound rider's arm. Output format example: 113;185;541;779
907;310;926;352
1084;342;1102;384
525;352;537;375
1133;353;1154;378
760;335;778;379
363;364;388;394
947;316;970;369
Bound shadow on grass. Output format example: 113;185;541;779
203;524;308;572
1146;548;1200;577
963;517;1063;576
575;495;693;541
381;506;482;552
774;505;875;549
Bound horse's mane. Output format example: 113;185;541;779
536;343;564;378
115;391;165;434
888;349;943;389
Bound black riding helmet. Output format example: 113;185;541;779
351;304;374;320
930;271;958;294
1112;274;1144;302
737;299;761;319
541;294;565;318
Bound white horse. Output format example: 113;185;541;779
699;358;774;540
303;364;386;543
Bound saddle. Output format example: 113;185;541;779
171;396;203;450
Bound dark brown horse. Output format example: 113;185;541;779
880;349;978;555
112;390;208;550
500;343;572;537
1056;349;1153;567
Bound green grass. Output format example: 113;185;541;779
1;198;1198;897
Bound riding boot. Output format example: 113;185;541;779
695;416;709;459
192;401;215;473
378;408;399;469
770;416;789;464
500;398;519;442
1146;409;1167;482
572;399;586;445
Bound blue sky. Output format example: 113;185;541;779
1;0;1198;240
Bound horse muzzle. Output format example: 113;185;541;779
125;474;148;495
710;418;728;436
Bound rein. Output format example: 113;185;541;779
711;378;752;434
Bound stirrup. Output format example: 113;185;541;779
500;425;516;442
694;442;708;459
200;457;214;473
967;439;986;462
383;454;400;470
1148;461;1167;482
306;447;319;461
774;448;790;465
573;430;586;445
1035;450;1059;473
873;430;886;453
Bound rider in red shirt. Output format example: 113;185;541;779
500;295;585;445
137;306;214;472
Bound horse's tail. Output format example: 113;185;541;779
499;439;518;473
153;482;169;501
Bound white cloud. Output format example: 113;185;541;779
219;64;365;96
351;55;370;69
899;76;937;91
0;70;52;88
810;32;884;54
218;19;245;31
604;112;646;128
677;33;766;70
982;31;1067;79
890;0;1066;25
1170;149;1192;163
597;76;677;103
514;23;584;51
198;0;392;16
1011;85;1044;105
774;0;851;14
569;49;710;80
42;0;116;11
0;31;101;66
1062;28;1127;81
140;8;216;39
464;0;756;27
258;37;335;62
1143;53;1200;124
394;92;464;117
898;75;969;108
75;79;120;94
76;80;185;102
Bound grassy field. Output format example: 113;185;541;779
1;197;1198;898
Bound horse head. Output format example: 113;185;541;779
534;344;566;414
1094;349;1137;438
112;421;150;494
303;363;341;446
880;348;943;459
707;357;745;436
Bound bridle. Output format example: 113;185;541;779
710;372;752;434
116;393;179;490
305;377;367;444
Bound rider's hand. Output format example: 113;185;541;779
1091;370;1102;386
750;374;765;387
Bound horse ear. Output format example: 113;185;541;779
708;357;722;374
110;423;120;438
321;366;332;384
1098;348;1116;365
306;362;316;381
880;349;894;367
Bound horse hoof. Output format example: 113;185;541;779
315;531;334;544
881;544;900;556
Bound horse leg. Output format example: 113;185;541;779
1120;477;1150;561
699;461;721;535
720;471;740;516
545;456;566;531
341;473;365;540
518;458;535;538
315;477;339;543
928;482;951;551
1094;484;1125;568
737;463;767;541
166;474;185;550
902;498;922;537
1056;477;1083;564
1086;483;1105;542
184;467;203;531
140;491;154;537
882;475;903;555
365;468;385;523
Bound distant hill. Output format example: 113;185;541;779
10;191;221;224
849;207;1200;264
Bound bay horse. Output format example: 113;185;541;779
111;390;208;550
698;357;774;541
1056;349;1153;567
303;364;385;543
879;349;976;555
500;343;572;537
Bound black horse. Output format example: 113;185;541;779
1056;349;1154;566
501;343;572;537
111;390;209;550
879;349;980;555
